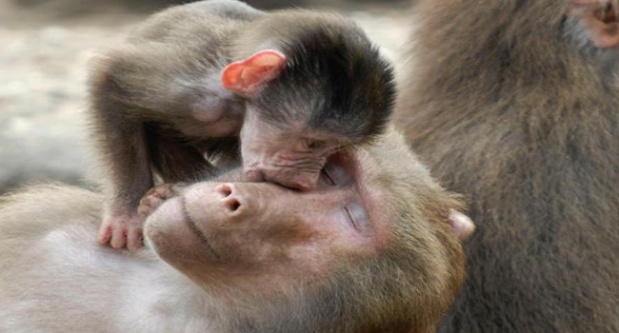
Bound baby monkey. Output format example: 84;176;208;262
90;0;395;249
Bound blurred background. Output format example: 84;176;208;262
0;0;411;194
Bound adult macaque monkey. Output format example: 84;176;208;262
396;0;619;331
90;0;395;250
0;131;467;333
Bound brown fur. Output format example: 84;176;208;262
395;0;619;332
90;0;395;249
89;1;393;201
0;130;465;333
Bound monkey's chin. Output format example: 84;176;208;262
181;201;221;261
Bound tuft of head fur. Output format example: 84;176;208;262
237;11;396;143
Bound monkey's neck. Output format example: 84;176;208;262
119;259;227;330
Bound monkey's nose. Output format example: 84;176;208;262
215;184;242;214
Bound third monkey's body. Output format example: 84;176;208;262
396;0;619;332
90;0;394;249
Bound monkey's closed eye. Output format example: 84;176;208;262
306;140;326;150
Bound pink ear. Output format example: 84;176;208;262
449;210;475;241
568;0;619;48
221;50;287;95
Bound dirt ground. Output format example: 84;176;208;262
0;0;411;193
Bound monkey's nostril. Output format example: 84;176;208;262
216;184;233;197
217;184;241;213
223;197;241;212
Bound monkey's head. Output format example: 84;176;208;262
406;0;619;106
222;10;396;190
144;130;467;333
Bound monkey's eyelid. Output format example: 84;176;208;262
344;204;371;236
322;168;336;186
344;207;358;230
305;139;326;149
331;144;346;152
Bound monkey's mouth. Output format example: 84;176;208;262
180;196;222;261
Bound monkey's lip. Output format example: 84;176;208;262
179;196;222;261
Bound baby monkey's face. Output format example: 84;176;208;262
239;108;346;190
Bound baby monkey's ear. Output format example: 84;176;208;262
221;50;287;96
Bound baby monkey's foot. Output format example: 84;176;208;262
97;210;143;251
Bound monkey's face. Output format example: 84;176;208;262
239;108;346;190
144;143;392;301
144;130;466;326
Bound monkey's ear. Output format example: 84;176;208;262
221;50;287;96
568;0;619;48
449;210;475;241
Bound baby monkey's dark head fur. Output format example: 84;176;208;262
236;11;396;144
